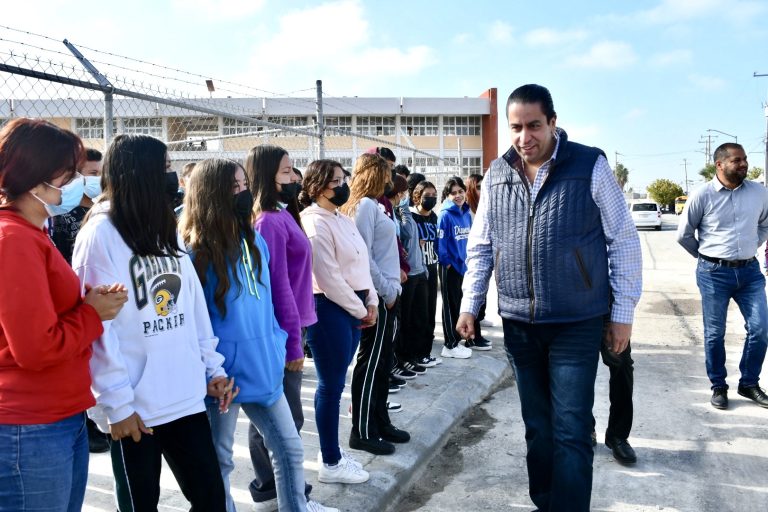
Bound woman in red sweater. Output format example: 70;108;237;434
0;118;127;512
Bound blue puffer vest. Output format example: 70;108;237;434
487;129;610;323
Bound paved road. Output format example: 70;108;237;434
395;214;768;512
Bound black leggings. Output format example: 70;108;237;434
110;412;226;512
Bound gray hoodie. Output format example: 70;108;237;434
353;198;402;304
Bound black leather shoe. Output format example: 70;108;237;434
605;437;637;464
711;387;728;410
381;424;410;443
349;431;395;455
86;418;110;453
737;385;768;408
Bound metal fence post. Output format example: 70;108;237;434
316;79;324;160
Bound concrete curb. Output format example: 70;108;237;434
306;348;512;512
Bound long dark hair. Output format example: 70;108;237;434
298;159;342;207
99;134;181;257
179;158;261;318
245;144;302;229
441;176;466;202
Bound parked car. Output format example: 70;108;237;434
630;202;662;230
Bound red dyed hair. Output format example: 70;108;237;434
0;118;83;203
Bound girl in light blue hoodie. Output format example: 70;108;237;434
180;159;310;512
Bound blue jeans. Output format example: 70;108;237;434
306;294;362;464
207;395;307;512
696;258;768;389
502;316;602;512
0;412;88;512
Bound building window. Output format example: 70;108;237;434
75;118;104;139
443;116;481;136
223;117;261;135
357;116;395;136
406;156;440;173
123;117;162;137
400;116;439;136
445;156;483;174
267;116;308;136
292;157;309;169
322;116;352;135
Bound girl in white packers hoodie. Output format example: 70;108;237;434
72;135;234;512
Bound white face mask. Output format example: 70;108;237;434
31;175;85;217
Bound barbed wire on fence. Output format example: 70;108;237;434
0;26;480;186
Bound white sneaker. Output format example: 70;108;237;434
317;448;363;470
251;498;278;512
387;401;402;412
307;500;340;512
318;455;370;484
340;448;363;470
441;344;472;359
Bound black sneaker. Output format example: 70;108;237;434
391;365;417;380
380;424;410;443
349;431;395;455
466;337;492;351
386;401;402;413
737;385;768;408
415;356;441;368
390;375;407;388
388;382;400;394
711;387;728;409
402;361;427;375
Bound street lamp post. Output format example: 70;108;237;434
706;128;737;144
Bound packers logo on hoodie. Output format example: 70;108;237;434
151;274;181;317
128;254;186;337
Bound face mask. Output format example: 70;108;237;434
32;176;85;217
398;195;409;208
328;182;350;207
421;197;437;211
164;172;180;197
234;189;254;219
83;175;101;199
278;182;301;203
383;183;393;196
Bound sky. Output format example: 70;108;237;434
3;0;768;192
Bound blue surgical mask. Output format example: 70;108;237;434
83;175;101;199
398;195;409;208
31;175;85;217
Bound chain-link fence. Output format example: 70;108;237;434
1;27;484;189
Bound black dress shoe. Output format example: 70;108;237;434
381;424;410;443
349;431;395;455
737;385;768;408
86;418;110;453
605;437;637;464
711;387;728;410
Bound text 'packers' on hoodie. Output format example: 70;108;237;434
71;202;226;431
194;233;287;407
437;198;472;276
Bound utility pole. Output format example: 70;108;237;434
754;72;768;186
682;158;689;194
614;151;623;169
699;133;718;165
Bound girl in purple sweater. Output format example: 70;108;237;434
245;145;328;512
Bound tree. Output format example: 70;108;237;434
748;167;764;181
699;163;716;181
613;163;629;191
647;179;684;207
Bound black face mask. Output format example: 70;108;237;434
328;183;350;207
383;183;393;196
278;182;302;203
234;189;254;219
164;172;181;203
421;196;437;211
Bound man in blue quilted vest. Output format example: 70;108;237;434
456;84;642;512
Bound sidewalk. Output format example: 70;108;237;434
83;282;511;512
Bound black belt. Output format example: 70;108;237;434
699;254;756;268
